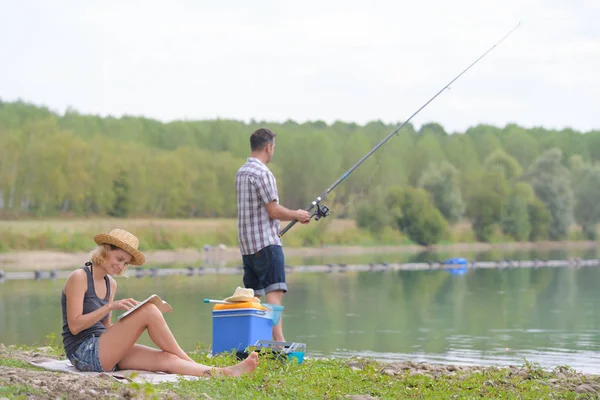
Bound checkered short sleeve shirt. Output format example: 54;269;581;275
235;158;282;255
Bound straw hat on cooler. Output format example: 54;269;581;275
93;229;145;266
224;287;261;303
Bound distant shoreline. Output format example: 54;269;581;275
1;240;598;272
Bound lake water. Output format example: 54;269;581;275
3;247;600;374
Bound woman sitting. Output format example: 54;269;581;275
61;228;258;376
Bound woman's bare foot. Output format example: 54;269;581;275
223;351;259;377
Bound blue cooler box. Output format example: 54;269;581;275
212;307;272;355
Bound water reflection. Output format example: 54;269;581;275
137;246;600;270
2;260;600;373
286;246;600;267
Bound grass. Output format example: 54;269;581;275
0;217;404;252
0;384;46;399
1;341;596;399
0;217;597;253
156;354;585;400
0;349;50;399
0;358;36;369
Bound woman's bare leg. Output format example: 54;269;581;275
117;344;259;377
98;303;193;371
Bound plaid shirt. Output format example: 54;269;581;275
235;157;282;255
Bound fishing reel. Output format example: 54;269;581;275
312;203;331;221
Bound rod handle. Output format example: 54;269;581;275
278;220;297;237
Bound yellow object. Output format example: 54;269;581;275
223;286;261;303
214;302;267;311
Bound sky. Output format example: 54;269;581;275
1;0;599;133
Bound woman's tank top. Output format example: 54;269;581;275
61;264;111;359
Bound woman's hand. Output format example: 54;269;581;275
109;298;139;311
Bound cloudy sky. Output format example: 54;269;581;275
1;0;598;133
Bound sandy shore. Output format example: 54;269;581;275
0;241;598;272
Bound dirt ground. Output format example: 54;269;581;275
0;366;131;400
0;240;598;272
0;345;146;400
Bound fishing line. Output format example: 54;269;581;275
279;22;521;237
330;133;392;219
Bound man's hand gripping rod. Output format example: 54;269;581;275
278;23;520;238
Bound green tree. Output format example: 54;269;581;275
407;133;447;185
443;134;480;173
526;148;574;240
375;130;413;188
212;151;246;217
587;131;600;163
419;122;447;137
386;187;448;246
500;193;531;241
0;130;22;211
466;125;502;161
82;136;133;215
501;124;540;170
278;129;341;209
483;149;523;180
512;181;535;202
336;129;377;203
573;165;600;239
465;171;511;242
528;198;552;241
569;154;587;187
3;99;599;230
108;170;131;218
417;162;465;224
354;187;390;236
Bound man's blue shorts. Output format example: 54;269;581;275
242;244;287;296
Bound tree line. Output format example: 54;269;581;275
1;100;599;244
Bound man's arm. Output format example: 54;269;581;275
254;171;311;223
265;201;310;222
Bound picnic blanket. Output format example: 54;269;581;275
30;358;202;384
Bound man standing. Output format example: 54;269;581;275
235;128;310;342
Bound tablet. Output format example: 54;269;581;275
117;294;173;320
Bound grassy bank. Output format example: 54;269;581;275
1;217;596;253
1;343;598;399
0;218;406;253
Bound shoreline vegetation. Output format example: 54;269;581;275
2;101;600;253
1;218;599;272
2;344;600;399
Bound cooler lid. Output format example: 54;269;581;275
213;302;267;311
212;308;269;317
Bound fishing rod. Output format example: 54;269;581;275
279;23;521;237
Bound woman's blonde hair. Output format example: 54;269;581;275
89;244;130;276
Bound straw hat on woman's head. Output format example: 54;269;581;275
93;229;145;266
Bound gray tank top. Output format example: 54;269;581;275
61;263;111;359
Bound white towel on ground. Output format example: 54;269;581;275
29;358;203;384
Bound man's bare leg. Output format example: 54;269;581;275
265;290;285;342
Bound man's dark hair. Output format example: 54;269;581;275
250;128;276;151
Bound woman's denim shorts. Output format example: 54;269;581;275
69;335;116;372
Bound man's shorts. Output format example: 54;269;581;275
242;244;287;296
